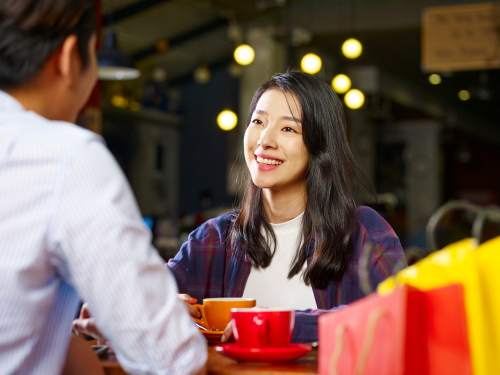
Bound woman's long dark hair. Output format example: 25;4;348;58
230;71;375;289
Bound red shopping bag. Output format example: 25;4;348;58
318;284;471;375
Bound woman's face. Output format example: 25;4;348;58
244;89;310;192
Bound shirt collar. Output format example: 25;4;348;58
0;90;25;111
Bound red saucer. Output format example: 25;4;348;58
214;343;312;363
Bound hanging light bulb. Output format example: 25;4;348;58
217;110;238;131
234;44;255;66
428;74;442;85
458;90;471;101
344;89;365;109
332;74;351;94
342;38;362;59
301;53;322;74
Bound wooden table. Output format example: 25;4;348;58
89;341;319;375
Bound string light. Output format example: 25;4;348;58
217;110;238;131
234;44;255;66
342;38;362;59
344;89;365;109
301;53;322;74
332;74;351;94
428;74;442;85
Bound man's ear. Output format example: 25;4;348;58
57;35;79;85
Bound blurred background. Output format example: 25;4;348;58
78;0;500;261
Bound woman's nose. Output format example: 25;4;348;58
258;125;278;149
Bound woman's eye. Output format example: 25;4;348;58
252;119;263;125
283;126;295;133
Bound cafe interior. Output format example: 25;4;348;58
80;0;500;372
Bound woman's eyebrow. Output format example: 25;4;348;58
281;115;302;124
255;109;267;116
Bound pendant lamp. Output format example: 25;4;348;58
97;30;141;80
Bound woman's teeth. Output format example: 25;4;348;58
257;156;283;165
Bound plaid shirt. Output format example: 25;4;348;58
167;205;405;343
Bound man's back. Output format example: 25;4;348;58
0;91;87;372
0;91;206;374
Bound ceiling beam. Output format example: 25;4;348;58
132;18;228;62
103;0;172;27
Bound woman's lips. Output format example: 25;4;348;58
255;155;283;171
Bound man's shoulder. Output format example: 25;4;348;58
3;109;101;149
31;113;101;146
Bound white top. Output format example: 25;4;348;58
0;91;206;375
242;212;317;310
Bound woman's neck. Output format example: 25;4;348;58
261;184;307;224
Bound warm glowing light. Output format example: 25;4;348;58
193;64;211;84
344;89;365;109
332;74;351;94
234;44;255;66
217;110;238;131
458;90;471;101
342;38;362;59
129;101;141;111
111;94;128;108
428;74;442;85
301;53;322;74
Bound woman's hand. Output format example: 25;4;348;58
72;303;106;341
177;294;201;318
221;322;232;343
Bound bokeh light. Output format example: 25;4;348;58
193;64;211;84
428;74;442;85
234;44;255;66
332;74;351;94
344;89;365;109
458;90;471;101
111;94;128;108
342;38;362;59
300;53;322;74
217;110;238;131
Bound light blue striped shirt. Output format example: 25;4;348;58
0;91;206;374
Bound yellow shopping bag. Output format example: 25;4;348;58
378;236;500;375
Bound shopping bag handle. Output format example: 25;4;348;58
328;323;349;375
359;242;406;296
425;200;481;253
329;308;388;375
471;205;500;246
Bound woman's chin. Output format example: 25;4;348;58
251;177;278;190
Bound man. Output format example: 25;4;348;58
0;1;206;374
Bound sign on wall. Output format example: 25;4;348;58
422;3;500;72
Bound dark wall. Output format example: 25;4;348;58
177;67;239;214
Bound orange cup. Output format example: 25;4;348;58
193;298;256;331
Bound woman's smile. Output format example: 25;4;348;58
255;155;283;166
255;153;284;171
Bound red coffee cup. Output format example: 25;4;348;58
230;308;295;348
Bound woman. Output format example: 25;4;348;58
171;71;406;343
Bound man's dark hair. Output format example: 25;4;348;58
0;0;96;90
